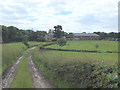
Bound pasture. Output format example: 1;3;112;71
32;40;118;88
28;41;49;46
45;40;118;52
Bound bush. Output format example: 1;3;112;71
95;44;99;48
37;37;46;42
52;39;57;41
50;62;118;88
57;38;67;46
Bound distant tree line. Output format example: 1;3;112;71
2;25;120;43
53;25;120;40
93;32;120;40
2;25;47;43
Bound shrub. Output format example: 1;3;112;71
52;39;57;41
95;44;99;48
37;37;46;42
57;38;67;46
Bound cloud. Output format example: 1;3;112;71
0;0;119;33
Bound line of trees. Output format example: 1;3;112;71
53;25;120;40
1;25;120;43
2;25;47;43
93;32;120;40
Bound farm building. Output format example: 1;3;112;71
45;33;53;40
72;33;100;40
44;29;56;41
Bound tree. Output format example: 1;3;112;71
54;25;63;38
23;35;29;48
2;26;8;43
57;38;67;46
37;36;46;42
69;33;74;38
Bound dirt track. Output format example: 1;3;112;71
1;55;23;88
1;47;55;88
28;55;55;88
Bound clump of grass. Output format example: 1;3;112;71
95;44;99;49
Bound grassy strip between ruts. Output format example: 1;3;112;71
11;54;34;88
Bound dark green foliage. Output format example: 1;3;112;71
23;35;28;42
67;33;74;38
23;35;29;48
44;61;118;88
53;25;63;38
52;39;57;41
94;32;119;40
37;36;46;42
2;25;47;43
95;44;99;48
57;38;67;46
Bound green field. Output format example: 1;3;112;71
32;40;118;88
2;41;46;74
2;42;27;73
2;40;118;88
28;41;49;46
45;40;118;52
34;49;118;65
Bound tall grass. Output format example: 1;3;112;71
32;47;118;88
2;42;27;73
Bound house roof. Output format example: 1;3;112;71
73;33;99;37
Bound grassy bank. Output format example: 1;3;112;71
45;41;118;52
2;41;49;74
32;47;118;88
2;42;27;73
11;54;34;88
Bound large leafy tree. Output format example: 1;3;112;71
54;25;63;38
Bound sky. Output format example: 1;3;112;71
0;0;119;33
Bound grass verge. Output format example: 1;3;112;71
32;56;70;88
2;42;27;73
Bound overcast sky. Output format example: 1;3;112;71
0;0;119;33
